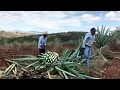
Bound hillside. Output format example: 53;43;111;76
12;31;87;42
0;31;33;38
0;31;87;46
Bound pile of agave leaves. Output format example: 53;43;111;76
1;38;102;79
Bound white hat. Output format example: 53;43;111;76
43;31;48;34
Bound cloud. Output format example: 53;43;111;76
0;11;100;27
21;11;82;30
0;11;23;22
0;11;103;33
105;11;120;21
0;11;81;32
79;14;101;23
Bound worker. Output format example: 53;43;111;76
38;31;48;55
82;28;99;67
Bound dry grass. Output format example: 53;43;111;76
0;41;38;52
0;31;32;38
91;56;107;67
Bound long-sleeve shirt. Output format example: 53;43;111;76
82;32;95;48
38;35;47;49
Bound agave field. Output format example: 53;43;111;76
0;26;120;79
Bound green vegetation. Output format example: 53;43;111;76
95;25;117;62
96;25;116;48
0;31;86;48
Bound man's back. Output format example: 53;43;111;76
82;32;95;48
38;35;47;49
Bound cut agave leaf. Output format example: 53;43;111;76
4;64;16;76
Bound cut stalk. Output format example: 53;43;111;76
47;71;52;79
97;47;107;62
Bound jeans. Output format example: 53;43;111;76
84;45;91;67
39;49;45;55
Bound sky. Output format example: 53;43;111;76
0;11;120;34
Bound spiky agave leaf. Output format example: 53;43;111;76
65;65;85;79
24;61;40;68
68;37;83;62
58;49;72;68
82;74;101;79
55;67;77;77
12;58;42;61
62;71;69;79
95;25;116;48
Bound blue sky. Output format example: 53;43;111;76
0;11;120;34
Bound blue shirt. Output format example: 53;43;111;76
38;35;47;49
82;32;95;48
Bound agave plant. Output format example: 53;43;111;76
95;25;117;61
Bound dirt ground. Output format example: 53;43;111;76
100;52;120;79
0;45;120;79
0;46;39;70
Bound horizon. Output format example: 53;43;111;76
0;29;87;34
0;11;119;34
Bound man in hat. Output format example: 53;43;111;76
81;28;99;67
38;31;48;55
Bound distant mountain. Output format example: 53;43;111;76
14;30;22;32
14;30;43;35
29;31;43;35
